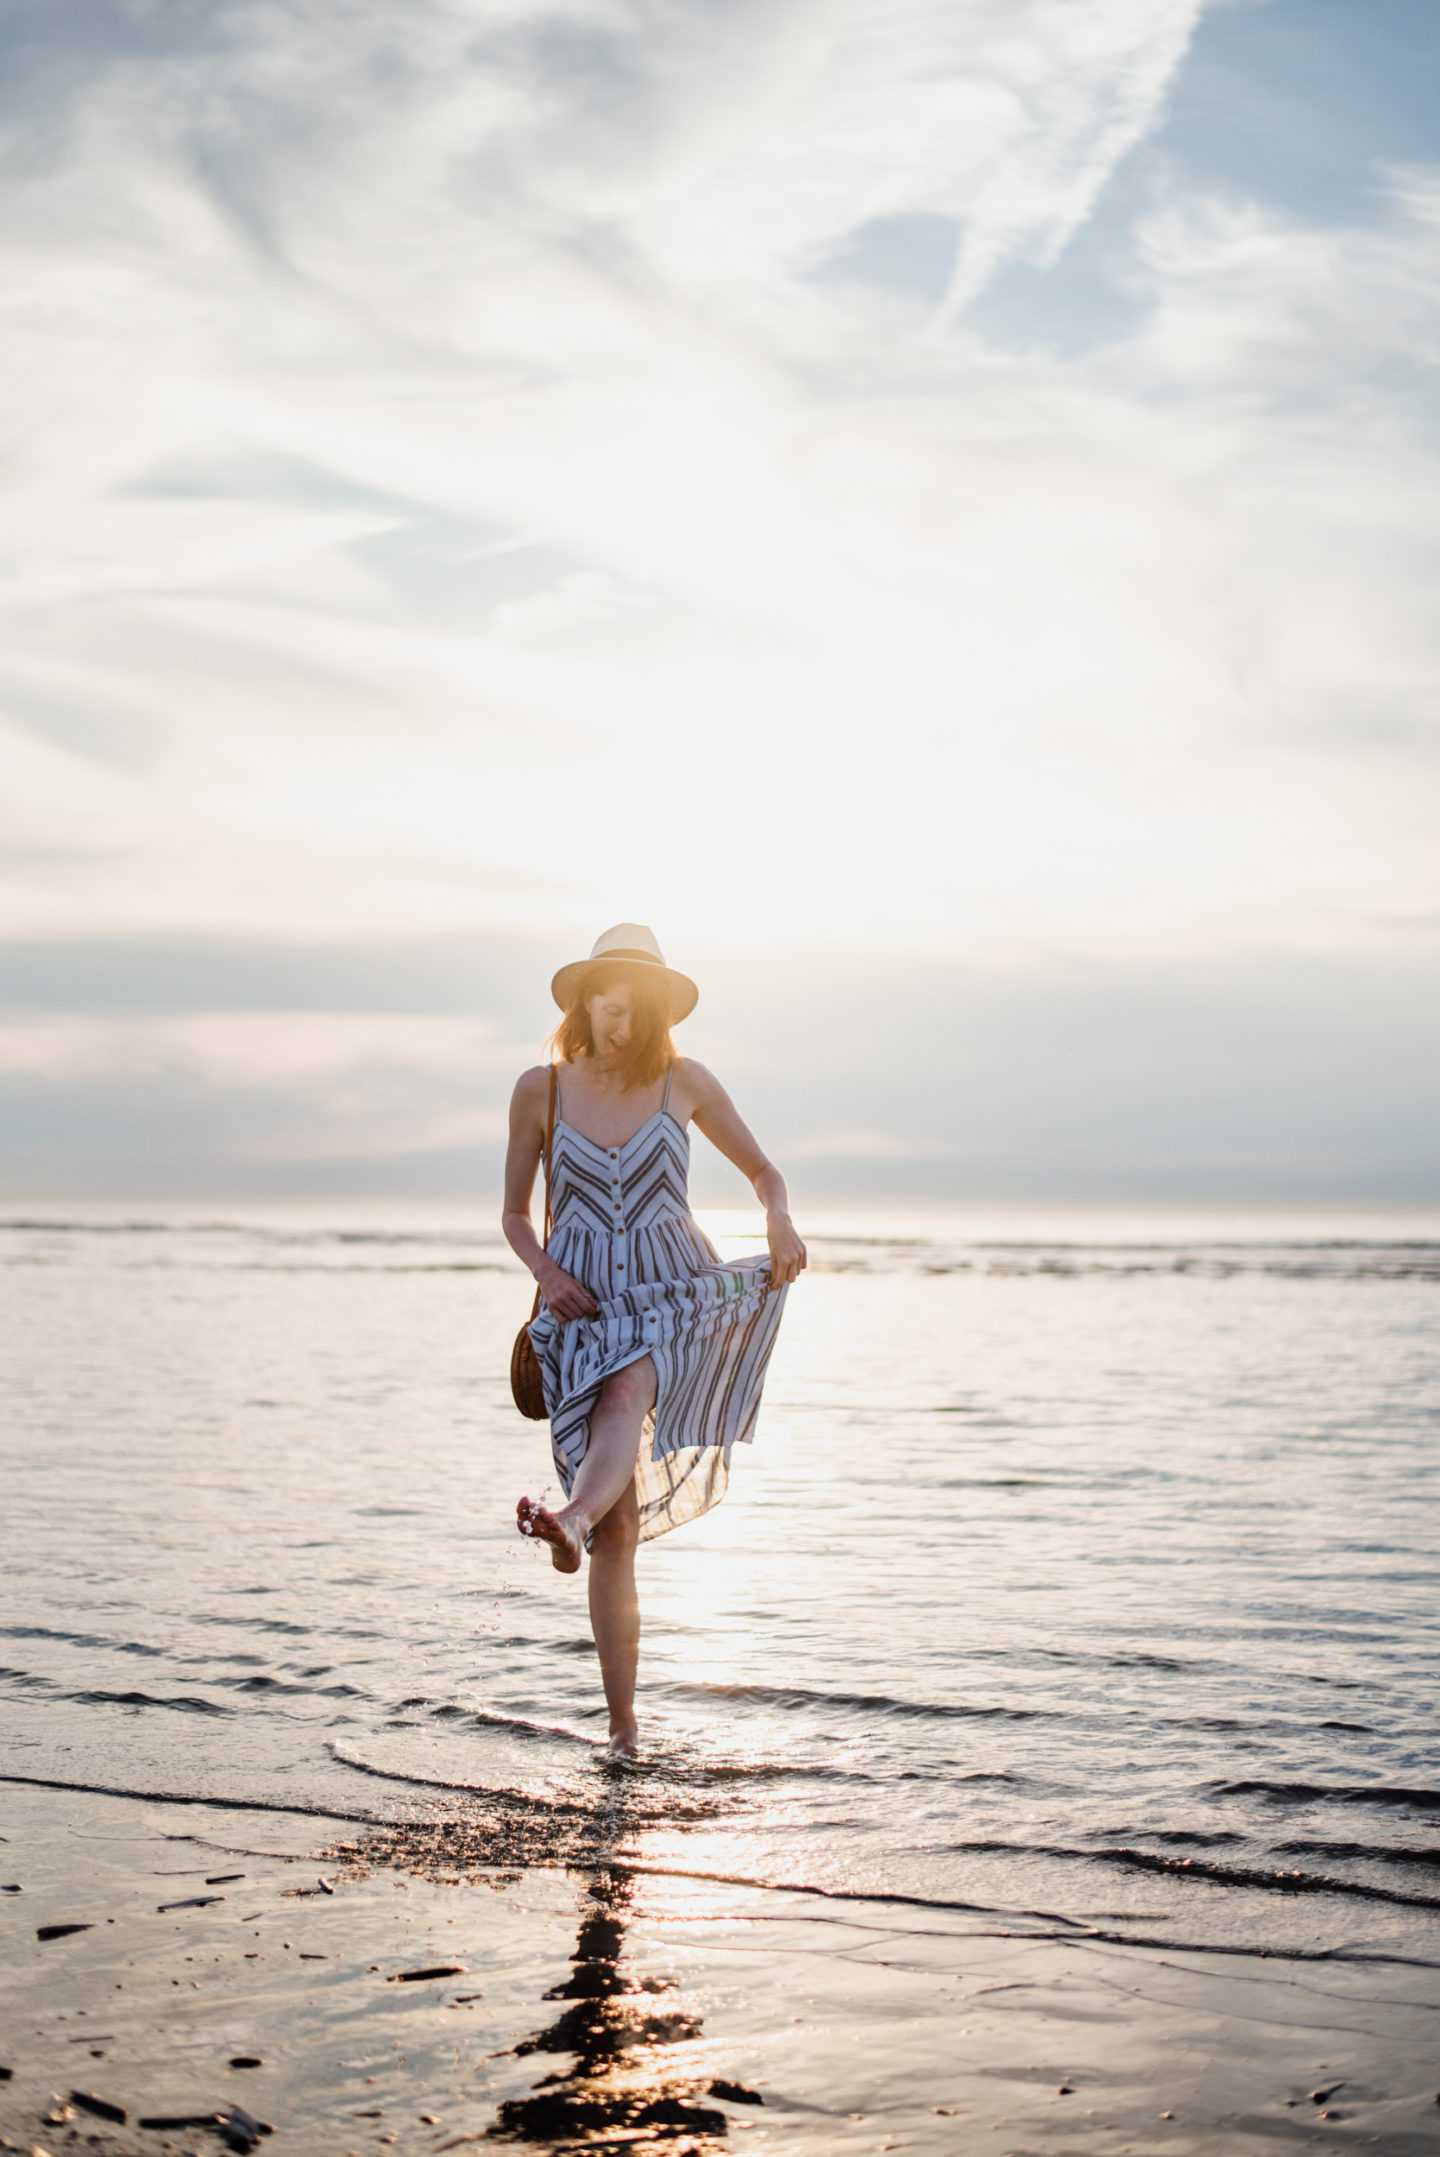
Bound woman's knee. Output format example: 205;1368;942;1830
599;1355;656;1415
591;1488;640;1554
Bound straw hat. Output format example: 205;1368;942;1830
551;923;698;1023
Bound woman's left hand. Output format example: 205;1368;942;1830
766;1211;807;1289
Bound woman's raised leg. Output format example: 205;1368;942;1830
517;1355;656;1575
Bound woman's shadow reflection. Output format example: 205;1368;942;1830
491;1809;763;2147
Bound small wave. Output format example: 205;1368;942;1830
330;1744;571;1800
433;1703;602;1747
1091;1846;1440;1910
935;1475;1056;1488
216;1673;313;1697
324;1744;677;1818
0;1623;165;1657
665;1759;881;1786
941;1839;1440;1911
0;1767;382;1826
938;1771;1029;1786
657;1679;1042;1723
82;1688;231;1716
966;1643;1200;1674
1208;1778;1440;1813
1099;1828;1246;1847
1162;1715;1298;1734
196;1671;364;1701
1274;1839;1440;1872
908;1252;1440;1284
0;1669;232;1716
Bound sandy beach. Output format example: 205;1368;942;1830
4;1775;1439;2157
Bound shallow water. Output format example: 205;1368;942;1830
3;1204;1439;1978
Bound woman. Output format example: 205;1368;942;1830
503;923;806;1755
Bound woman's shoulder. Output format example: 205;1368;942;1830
511;1062;558;1110
668;1056;720;1110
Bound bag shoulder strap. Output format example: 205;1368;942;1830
528;1064;559;1324
542;1063;557;1247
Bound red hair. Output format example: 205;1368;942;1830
548;966;676;1088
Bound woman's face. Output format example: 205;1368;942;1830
586;979;635;1061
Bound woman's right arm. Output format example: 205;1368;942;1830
501;1069;597;1321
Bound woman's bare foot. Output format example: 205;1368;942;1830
607;1717;639;1758
516;1495;583;1574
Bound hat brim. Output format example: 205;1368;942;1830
551;954;698;1024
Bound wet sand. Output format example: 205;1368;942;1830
3;1778;1439;2157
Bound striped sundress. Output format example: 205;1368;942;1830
527;1064;789;1541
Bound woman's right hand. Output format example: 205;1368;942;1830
537;1259;598;1323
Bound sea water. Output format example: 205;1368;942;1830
2;1204;1438;1973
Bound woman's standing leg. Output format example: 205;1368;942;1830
517;1357;656;1753
588;1477;640;1752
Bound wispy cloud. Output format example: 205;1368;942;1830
0;0;1225;955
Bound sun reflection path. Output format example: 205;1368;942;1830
325;1765;769;2150
491;1861;763;2149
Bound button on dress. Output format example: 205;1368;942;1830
527;1071;789;1540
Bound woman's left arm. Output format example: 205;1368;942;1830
688;1063;807;1288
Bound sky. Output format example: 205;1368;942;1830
2;0;1438;1203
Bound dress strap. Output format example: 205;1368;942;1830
661;1061;674;1114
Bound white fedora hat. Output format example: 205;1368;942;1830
551;923;698;1023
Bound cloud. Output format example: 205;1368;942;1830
0;0;1438;1204
0;1006;513;1175
0;1010;504;1086
782;1128;955;1163
0;929;1436;1199
491;569;657;643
